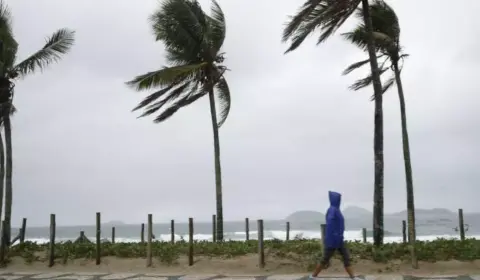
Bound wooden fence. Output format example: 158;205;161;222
0;208;470;267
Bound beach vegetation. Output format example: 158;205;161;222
7;239;480;268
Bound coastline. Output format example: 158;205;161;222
21;232;477;245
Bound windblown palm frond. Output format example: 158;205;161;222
347;53;405;100
364;0;400;41
349;67;389;91
342;55;384;75
215;76;230;127
126;63;207;91
342;0;408;95
343;0;400;53
129;0;230;127
206;0;226;55
282;0;361;53
150;0;209;64
12;28;75;77
0;1;17;74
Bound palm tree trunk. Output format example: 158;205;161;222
0;129;5;227
3;111;11;246
208;89;224;241
361;0;384;246
393;61;417;268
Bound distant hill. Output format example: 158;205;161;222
343;206;371;219
286;211;324;223
103;220;126;225
284;208;478;228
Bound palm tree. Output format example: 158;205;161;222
282;0;385;245
126;0;230;241
0;1;75;244
341;0;417;267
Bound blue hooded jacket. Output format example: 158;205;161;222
324;191;345;248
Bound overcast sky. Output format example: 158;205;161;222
5;0;480;226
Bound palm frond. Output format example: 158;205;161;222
347;0;400;54
150;0;209;64
132;85;175;112
136;82;191;117
0;1;14;40
313;0;361;45
342;27;393;53
381;75;395;92
215;76;230;127
136;78;204;119
282;0;322;42
369;0;400;42
153;91;206;123
126;62;207;91
283;5;328;53
342;56;382;76
349;67;388;91
13;29;75;77
341;25;368;50
282;0;324;51
0;1;17;73
206;0;226;54
283;0;361;53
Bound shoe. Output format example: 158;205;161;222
309;276;320;279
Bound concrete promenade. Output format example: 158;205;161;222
0;272;478;280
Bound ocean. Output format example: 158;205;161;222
15;212;480;244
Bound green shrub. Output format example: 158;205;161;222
6;238;480;264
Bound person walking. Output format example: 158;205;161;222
310;191;358;279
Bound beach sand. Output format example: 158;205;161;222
3;255;480;275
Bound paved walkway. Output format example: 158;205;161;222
0;273;478;280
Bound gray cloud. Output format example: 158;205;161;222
6;0;480;226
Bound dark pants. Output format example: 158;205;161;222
320;244;351;267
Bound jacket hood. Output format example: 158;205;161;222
329;191;341;208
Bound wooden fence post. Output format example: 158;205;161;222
286;222;290;241
257;219;265;268
20;218;27;244
170;219;175;244
245;218;249;241
212;214;217;242
458;208;465;241
96;212;101;265
362;228;367;243
141;223;145;243
146;214;153;267
48;214;56;267
111;227;115;244
320;224;326;246
188;217;194;266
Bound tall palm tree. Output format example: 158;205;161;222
126;0;230;241
341;0;417;267
0;1;75;244
282;0;385;245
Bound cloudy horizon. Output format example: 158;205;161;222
6;0;480;226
